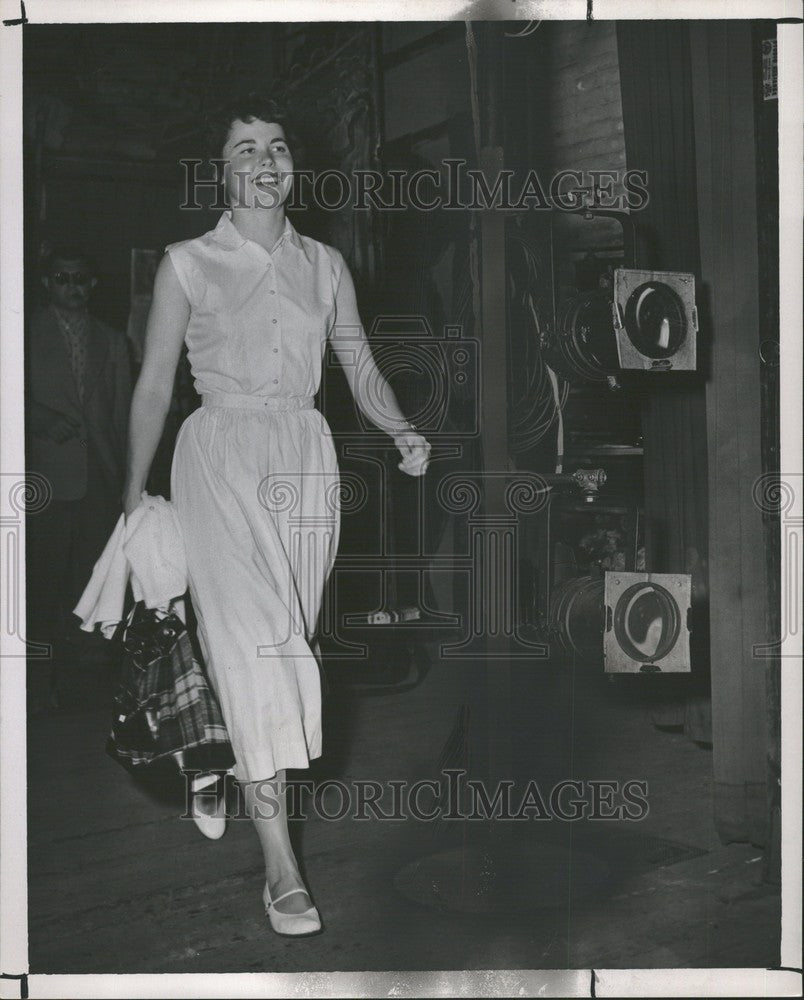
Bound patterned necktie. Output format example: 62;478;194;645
54;307;88;403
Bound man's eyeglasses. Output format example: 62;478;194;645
51;272;93;286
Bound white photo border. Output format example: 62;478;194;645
1;2;800;998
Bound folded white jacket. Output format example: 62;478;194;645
74;494;188;638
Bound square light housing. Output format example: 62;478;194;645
604;572;692;673
612;269;697;371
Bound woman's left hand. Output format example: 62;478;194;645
393;428;431;477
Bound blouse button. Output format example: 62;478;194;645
273;348;279;353
270;289;276;295
273;378;279;384
272;318;278;324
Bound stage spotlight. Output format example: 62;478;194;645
549;574;605;661
612;269;698;371
604;572;692;673
551;289;621;383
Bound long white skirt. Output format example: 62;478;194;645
171;404;340;782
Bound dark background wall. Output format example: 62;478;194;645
24;23;256;321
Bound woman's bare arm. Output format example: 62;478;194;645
122;253;190;516
327;255;431;474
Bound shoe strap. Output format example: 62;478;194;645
269;887;311;907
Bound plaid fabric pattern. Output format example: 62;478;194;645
106;604;234;773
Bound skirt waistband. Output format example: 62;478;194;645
201;392;315;412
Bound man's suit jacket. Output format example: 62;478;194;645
27;306;133;502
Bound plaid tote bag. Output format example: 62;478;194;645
106;603;235;774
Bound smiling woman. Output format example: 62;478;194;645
222;119;294;212
202;95;298;214
121;92;431;939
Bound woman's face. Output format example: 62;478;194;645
222;118;294;210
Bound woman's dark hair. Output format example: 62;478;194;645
204;93;297;159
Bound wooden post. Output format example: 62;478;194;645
690;21;770;845
477;142;513;790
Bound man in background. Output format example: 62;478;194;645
26;246;132;713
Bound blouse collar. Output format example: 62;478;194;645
210;210;303;253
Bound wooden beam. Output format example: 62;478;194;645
691;21;769;845
478;144;513;787
382;24;460;70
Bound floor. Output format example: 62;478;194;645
26;638;781;975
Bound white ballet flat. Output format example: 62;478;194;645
262;884;322;937
190;793;226;840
